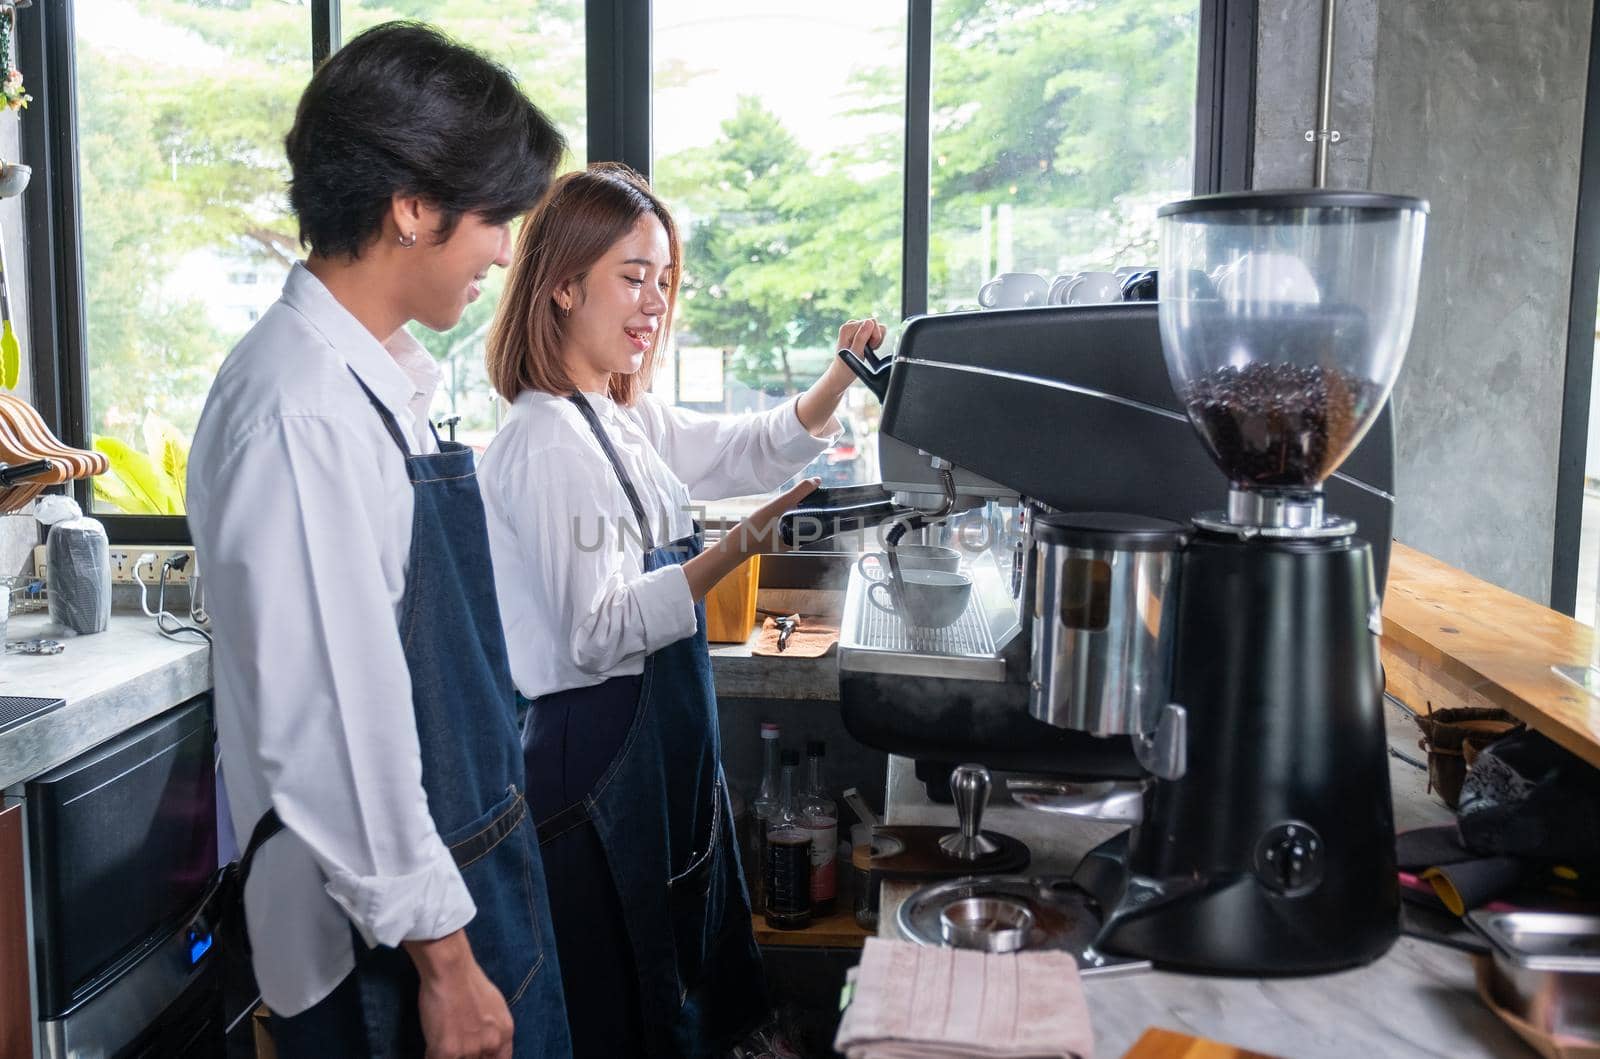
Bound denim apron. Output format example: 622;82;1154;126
523;393;766;1058
253;372;572;1058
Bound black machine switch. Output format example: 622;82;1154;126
1253;822;1325;895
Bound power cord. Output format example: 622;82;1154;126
189;559;209;626
133;553;212;644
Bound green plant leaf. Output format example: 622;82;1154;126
1;324;18;390
91;471;149;514
142;414;189;508
93;436;183;515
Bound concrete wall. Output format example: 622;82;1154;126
1253;0;1377;191
1256;0;1593;603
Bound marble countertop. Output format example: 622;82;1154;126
0;611;211;789
0;607;834;791
875;705;1530;1059
707;621;839;701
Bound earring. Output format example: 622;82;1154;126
398;231;417;249
561;304;571;318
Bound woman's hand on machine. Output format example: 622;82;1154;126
682;478;820;600
799;316;884;434
829;317;886;390
737;476;821;553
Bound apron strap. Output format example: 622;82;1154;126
238;807;286;888
534;799;593;845
565;393;657;554
347;367;413;457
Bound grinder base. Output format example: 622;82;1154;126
1076;530;1400;975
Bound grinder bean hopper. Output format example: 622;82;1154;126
1062;189;1429;973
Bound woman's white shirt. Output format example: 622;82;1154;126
479;389;838;699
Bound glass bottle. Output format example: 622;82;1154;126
745;721;781;909
800;740;838;915
763;750;812;930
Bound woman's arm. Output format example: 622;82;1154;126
682;477;821;600
643;317;884;500
489;442;699;677
795;318;884;435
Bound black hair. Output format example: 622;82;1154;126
285;21;567;259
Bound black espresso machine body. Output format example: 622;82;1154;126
835;302;1396;781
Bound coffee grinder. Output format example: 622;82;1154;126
1059;190;1429;974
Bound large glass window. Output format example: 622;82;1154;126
80;0;312;515
85;2;586;515
72;0;1206;523
652;0;907;511
339;2;586;452
928;0;1199;313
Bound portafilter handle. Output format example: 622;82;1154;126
836;345;891;402
776;484;903;548
939;763;1001;861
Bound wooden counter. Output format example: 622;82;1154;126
1380;541;1600;769
706;588;842;702
751;906;869;949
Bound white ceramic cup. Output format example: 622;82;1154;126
978;272;1049;309
1048;273;1083;305
867;569;973;629
856;544;961;582
1214;252;1320;304
1067;270;1122;305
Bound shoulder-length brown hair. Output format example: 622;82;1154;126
486;162;680;407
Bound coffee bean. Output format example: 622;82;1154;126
1183;363;1381;487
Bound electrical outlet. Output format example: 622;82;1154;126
119;547;198;586
35;544;198;585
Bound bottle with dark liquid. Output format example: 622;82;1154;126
763;750;812;931
746;722;781;909
800;740;838;915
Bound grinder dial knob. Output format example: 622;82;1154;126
1253;821;1325;895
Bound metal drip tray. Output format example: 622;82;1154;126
898;874;1149;977
856;588;996;657
839;555;1019;681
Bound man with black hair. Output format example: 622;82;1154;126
188;22;572;1059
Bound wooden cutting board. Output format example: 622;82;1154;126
1121;1027;1281;1058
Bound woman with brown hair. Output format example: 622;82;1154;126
479;162;880;1057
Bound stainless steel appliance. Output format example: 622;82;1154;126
1468;910;1600;1041
820;189;1426;975
25;697;225;1057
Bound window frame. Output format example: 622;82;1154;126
25;0;1256;545
1551;13;1600;616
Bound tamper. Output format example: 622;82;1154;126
939;763;1001;860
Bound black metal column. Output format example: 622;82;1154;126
1194;0;1258;195
18;0;89;517
1550;1;1600;614
901;0;932;319
313;0;340;66
586;0;652;176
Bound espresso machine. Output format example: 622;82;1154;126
824;189;1427;975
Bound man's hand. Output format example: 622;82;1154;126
403;930;513;1059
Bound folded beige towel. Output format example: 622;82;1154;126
834;938;1095;1059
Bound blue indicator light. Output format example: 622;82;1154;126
188;932;214;964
